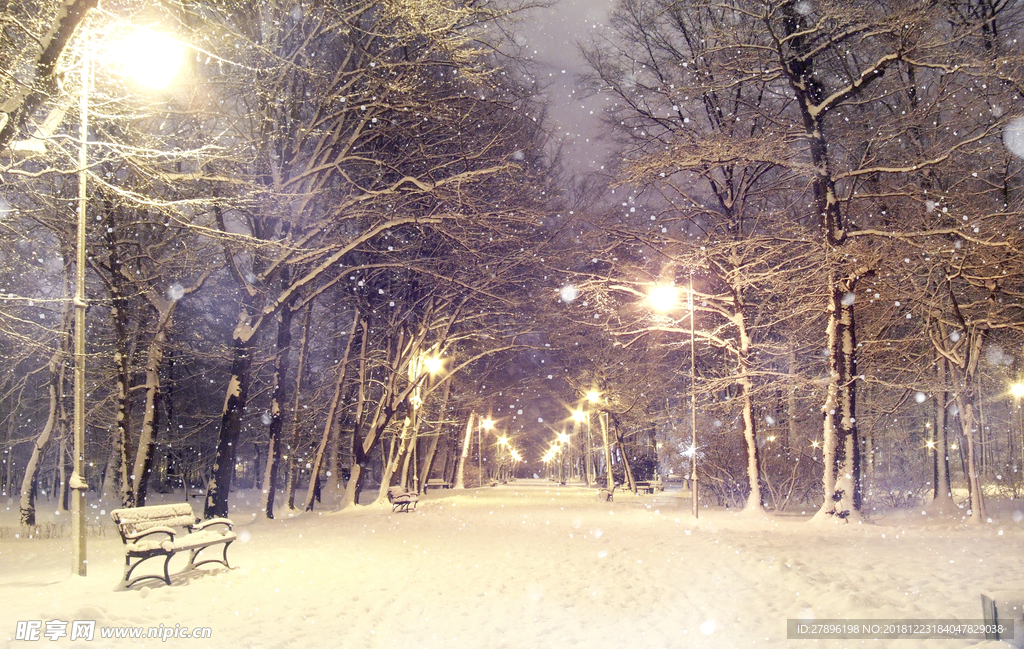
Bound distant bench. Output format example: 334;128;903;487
424;478;451;490
634;480;664;494
387;486;419;513
111;503;235;589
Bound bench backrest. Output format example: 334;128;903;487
111;503;197;535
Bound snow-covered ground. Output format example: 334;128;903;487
1;480;1022;648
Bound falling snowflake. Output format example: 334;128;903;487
1003;117;1024;159
560;285;579;303
167;283;185;301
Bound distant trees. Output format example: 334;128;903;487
576;0;1024;519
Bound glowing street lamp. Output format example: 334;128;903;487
645;273;700;517
423;355;444;375
71;28;188;578
647;283;680;312
1010;383;1024;399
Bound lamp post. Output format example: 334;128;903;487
1010;382;1024;471
478;416;494;486
572;408;587;485
647;273;699;518
72;30;186;576
557;431;569;484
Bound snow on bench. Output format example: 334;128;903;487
111;503;235;589
387;486;419;513
424;478;451;490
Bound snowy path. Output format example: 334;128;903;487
2;481;1022;648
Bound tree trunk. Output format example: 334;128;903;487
927;356;955;513
305;312;357;511
958;330;987;523
130;328;168;507
815;277;861;521
600;411;614;491
204;318;257;520
285;303;313;510
454;412;475;489
261;302;296;520
19;347;65;526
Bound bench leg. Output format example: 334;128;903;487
186;541;232;571
121;553;173;589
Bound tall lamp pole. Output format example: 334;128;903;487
688;273;699;519
71;47;90;578
70;30;187;577
647;274;699;518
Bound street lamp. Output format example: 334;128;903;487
423;355;444;376
647;273;700;518
71;29;187;577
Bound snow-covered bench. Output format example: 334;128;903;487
110;503;235;588
424;478;451;490
387;486;419;513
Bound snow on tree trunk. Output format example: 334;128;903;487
376;420;408;504
204;329;255;520
814;278;862;522
19;348;64;526
130;329;167;507
0;0;98;151
454;412;474;489
734;311;763;513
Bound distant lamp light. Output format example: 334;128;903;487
647;284;680;312
481;417;495;431
1010;383;1024;399
586;390;601;404
572;409;586;423
557;432;570;444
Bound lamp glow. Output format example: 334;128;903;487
110;29;186;89
1010;383;1024;399
586;390;601;404
647;284;680;312
423;356;443;375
